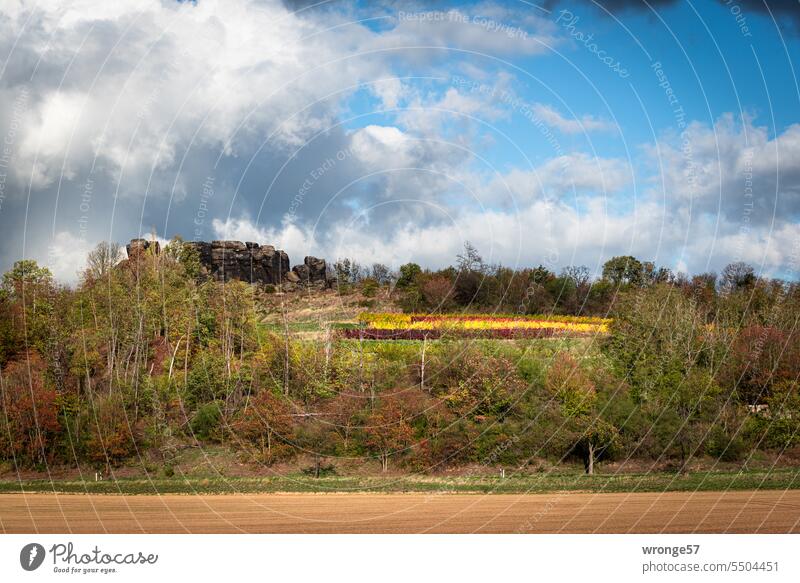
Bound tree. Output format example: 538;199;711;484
604;285;720;471
334;258;364;285
456;241;484;273
604;285;706;402
602;255;644;287
429;345;522;419
85;393;138;467
364;396;414;472
321;391;366;453
562;265;591;289
234;389;294;463
720;262;756;291
2;260;53;296
85;241;122;280
0;353;61;466
396;263;422;289
420;275;454;310
369;263;393;285
546;353;617;474
719;326;800;405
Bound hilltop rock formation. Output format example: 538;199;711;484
126;238;160;258
126;238;336;290
291;256;337;289
185;240;290;285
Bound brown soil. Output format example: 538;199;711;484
2;491;799;533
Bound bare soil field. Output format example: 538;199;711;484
2;491;800;533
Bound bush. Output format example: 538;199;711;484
85;394;139;466
190;401;223;441
361;278;379;297
705;425;747;462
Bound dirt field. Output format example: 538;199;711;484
2;490;800;533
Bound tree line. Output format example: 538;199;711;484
1;239;799;475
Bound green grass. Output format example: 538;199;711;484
258;321;326;333
2;469;798;495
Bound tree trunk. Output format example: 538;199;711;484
587;441;595;475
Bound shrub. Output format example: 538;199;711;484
190;401;224;441
361;278;379;297
85;394;139;466
705;425;747;462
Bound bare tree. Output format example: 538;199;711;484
86;241;122;279
369;263;393;285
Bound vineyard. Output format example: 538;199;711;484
338;312;611;340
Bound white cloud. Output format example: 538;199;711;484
350;125;413;168
480;153;632;206
382;7;560;58
1;0;392;190
531;103;616;134
43;231;94;283
645;114;800;225
212;216;319;260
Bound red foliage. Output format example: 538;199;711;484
85;394;138;466
722;326;800;404
0;353;61;465
364;396;414;472
233;390;295;463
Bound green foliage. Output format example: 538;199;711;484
190;401;224;441
2;241;800;477
602;255;644;287
185;351;228;405
396;263;422;289
361;277;379;297
705;425;747;462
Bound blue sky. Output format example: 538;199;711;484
1;0;799;282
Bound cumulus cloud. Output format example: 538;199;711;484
0;0;373;192
531;103;616;134
43;231;94;283
1;0;799;285
645;115;800;227
212;216;320;259
379;6;560;58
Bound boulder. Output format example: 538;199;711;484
126;238;160;258
290;256;335;288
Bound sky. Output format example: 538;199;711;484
1;0;799;283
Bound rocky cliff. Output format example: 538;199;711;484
126;238;335;289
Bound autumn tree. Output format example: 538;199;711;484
364;396;414;472
234;389;294;463
546;353;617;474
0;353;61;466
85;393;139;468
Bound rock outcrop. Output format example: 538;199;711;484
126;238;160;258
125;238;336;290
291;256;337;289
185;240;290;285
